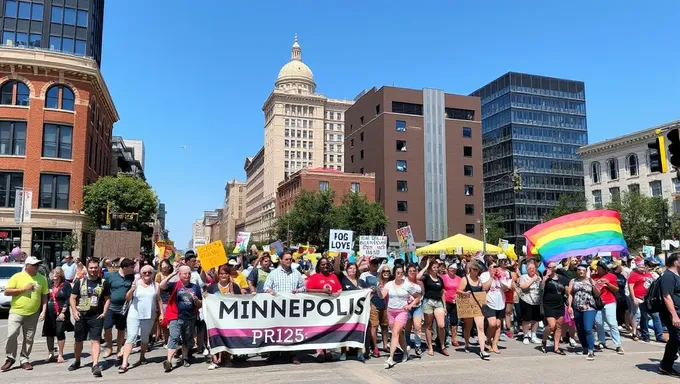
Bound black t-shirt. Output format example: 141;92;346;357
72;277;110;316
659;270;680;316
340;274;360;291
47;282;72;314
542;274;570;308
613;272;627;301
423;274;444;300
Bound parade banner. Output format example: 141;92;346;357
204;290;371;354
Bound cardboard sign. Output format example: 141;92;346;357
93;230;142;260
329;229;353;252
359;236;387;258
197;240;228;271
233;232;252;253
395;225;416;253
455;292;487;319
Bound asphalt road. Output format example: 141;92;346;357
0;316;677;384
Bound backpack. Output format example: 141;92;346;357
644;277;664;314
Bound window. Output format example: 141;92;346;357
350;138;354;147
397;221;408;228
360;132;364;142
396;140;407;152
397;201;408;212
29;34;40;48
464;165;473;176
51;6;63;23
607;158;618;180
15;32;27;46
17;1;29;19
609;187;620;202
592;190;602;209
360;116;364;125
465;204;474;215
76;10;88;27
462;127;472;138
2;31;14;46
396;120;406;132
75;40;86;56
629;184;640;194
49;36;60;50
446;108;475;120
465;185;474;196
465;224;475;235
376;104;381;115
397;160;407;172
397;180;408;192
0;121;26;155
39;174;70;209
87;136;93;167
392;102;423;116
360;149;364;159
0;172;23;207
350;183;360;193
350;155;354;163
650;180;662;197
31;3;42;21
360;167;364;174
590;162;601;184
319;181;329;192
42;124;73;159
627;154;638;177
45;85;75;111
0;81;29;106
5;1;17;18
675;178;680;194
463;146;472;157
63;7;76;25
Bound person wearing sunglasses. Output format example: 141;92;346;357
568;261;601;361
119;265;162;373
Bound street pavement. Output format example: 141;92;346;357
0;316;678;384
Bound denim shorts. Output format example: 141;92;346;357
126;317;154;344
408;301;424;319
168;318;196;350
423;299;444;315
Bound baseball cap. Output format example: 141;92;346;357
227;258;239;267
25;256;41;265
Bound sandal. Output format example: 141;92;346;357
554;349;566;355
441;348;449;356
427;349;434;356
118;365;128;374
45;354;54;363
139;357;148;365
541;342;547;354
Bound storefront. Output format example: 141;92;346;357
0;228;21;255
31;229;73;269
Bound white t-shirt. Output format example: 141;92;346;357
481;271;506;310
384;280;419;310
129;282;158;320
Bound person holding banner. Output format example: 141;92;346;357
336;262;366;362
360;259;389;358
458;260;490;359
306;257;342;362
404;264;424;356
206;264;242;370
381;265;421;369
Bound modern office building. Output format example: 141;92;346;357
344;86;483;245
0;0;105;66
471;72;588;245
122;138;144;169
111;136;144;179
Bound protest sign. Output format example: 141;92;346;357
329;229;353;252
233;232;252;253
197;240;228;271
456;292;487;318
396;225;416;253
359;236;387;258
204;290;371;354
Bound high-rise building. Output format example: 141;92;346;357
111;136;144;179
471;72;588;245
223;179;246;244
0;0;105;66
344;86;483;245
244;35;353;241
122;138;144;169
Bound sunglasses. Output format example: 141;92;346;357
141;272;153;275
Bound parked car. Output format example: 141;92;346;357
0;263;24;314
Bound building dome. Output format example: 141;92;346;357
275;34;316;93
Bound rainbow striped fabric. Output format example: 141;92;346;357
524;209;627;264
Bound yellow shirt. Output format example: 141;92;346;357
7;271;48;316
232;272;249;290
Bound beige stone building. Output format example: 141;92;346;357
244;35;353;241
223;179;246;244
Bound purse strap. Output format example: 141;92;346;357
466;276;484;310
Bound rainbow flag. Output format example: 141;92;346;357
524;210;627;264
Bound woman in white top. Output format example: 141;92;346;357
519;260;542;344
119;265;162;373
480;257;511;354
380;265;421;369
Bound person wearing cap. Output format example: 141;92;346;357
567;261;601;360
628;257;665;343
227;258;249;293
591;260;624;354
1;256;48;372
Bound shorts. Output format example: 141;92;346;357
423;299;444;315
103;308;127;331
483;305;505;319
520;300;542;322
446;302;458;327
408;301;424;319
370;305;388;327
168;318;196;350
126;317;154;344
387;308;409;327
74;314;104;342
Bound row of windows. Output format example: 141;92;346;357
284;139;315;149
326;111;342;120
284;119;313;128
284;129;314;139
0;171;70;209
326;133;343;141
481;92;586;119
591;181;662;209
590;153;647;184
483;124;588;148
285;150;313;160
0;81;75;111
390;102;475;121
0;121;72;159
325;123;343;131
483;108;587;134
325;143;343;153
50;6;88;28
323;154;342;163
475;73;585;104
318;181;359;193
4;1;42;21
284;104;315;117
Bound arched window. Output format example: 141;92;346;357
607;158;619;180
0;81;30;106
626;154;639;177
590;161;601;184
45;85;75;111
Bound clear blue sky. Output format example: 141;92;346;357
102;0;680;248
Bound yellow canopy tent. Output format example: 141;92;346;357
416;234;503;256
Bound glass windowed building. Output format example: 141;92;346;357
471;72;588;245
0;0;104;66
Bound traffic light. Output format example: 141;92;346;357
648;130;668;173
668;128;680;168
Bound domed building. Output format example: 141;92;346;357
243;35;354;242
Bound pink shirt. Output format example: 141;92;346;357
442;274;462;303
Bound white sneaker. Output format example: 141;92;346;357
208;362;218;370
203;348;210;357
569;338;577;347
401;354;408;363
384;358;396;369
523;337;530;345
531;337;541;344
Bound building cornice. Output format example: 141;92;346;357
577;120;680;157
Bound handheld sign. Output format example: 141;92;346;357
197;240;228;272
456;292;487;319
359;236;387;258
329;229;353;253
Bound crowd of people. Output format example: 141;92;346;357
2;247;680;377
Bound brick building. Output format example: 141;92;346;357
344;86;482;245
277;168;376;215
0;47;117;265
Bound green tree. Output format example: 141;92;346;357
543;193;587;221
484;212;505;246
606;191;661;250
334;192;388;237
62;233;79;258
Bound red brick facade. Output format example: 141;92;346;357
277;168;376;215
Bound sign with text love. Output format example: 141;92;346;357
197;240;228;271
329;229;353;252
359;236;387;258
204;290;371;354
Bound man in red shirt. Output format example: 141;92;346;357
305;257;341;362
628;258;666;342
591;261;623;354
